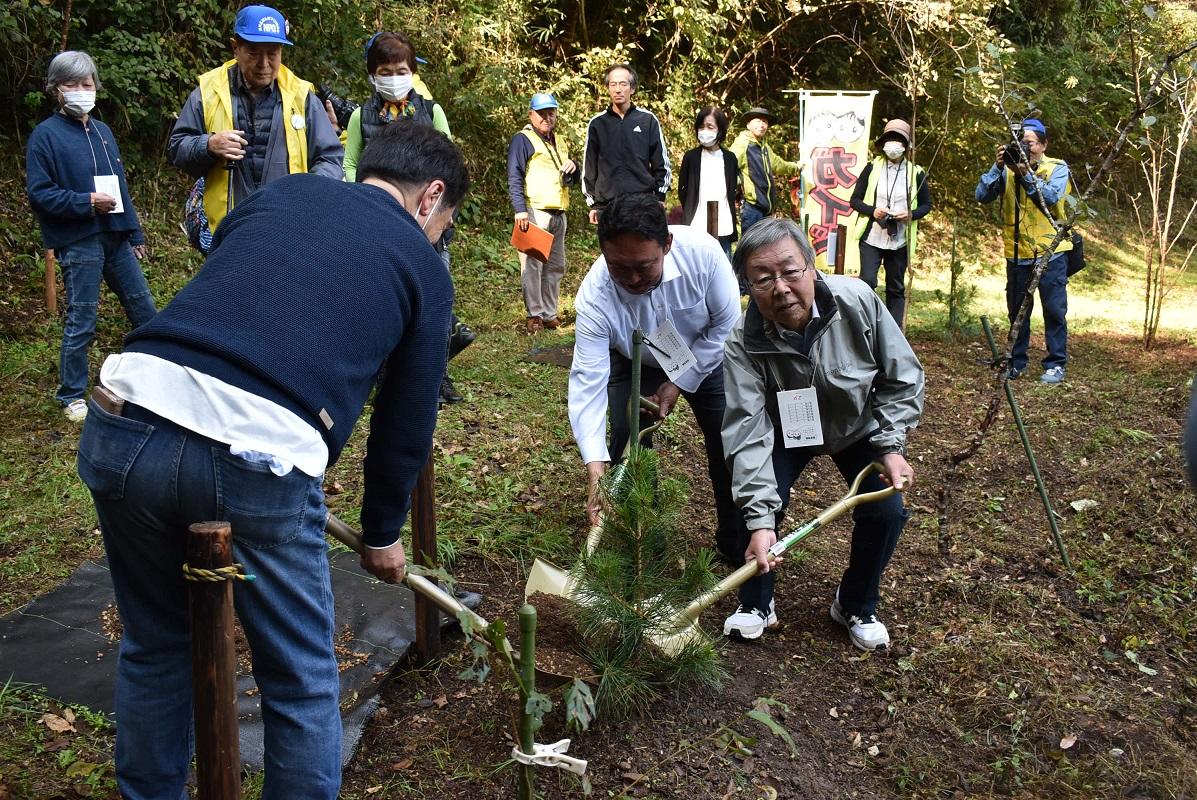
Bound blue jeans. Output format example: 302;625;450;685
1006;253;1068;372
55;232;156;404
606;354;749;561
736;435;908;617
77;401;341;800
740;203;768;236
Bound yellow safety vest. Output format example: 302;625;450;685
852;156;926;255
1001;156;1073;260
199;60;311;232
518;127;570;211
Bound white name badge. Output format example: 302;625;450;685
93;174;124;213
643;319;696;383
291;113;306;130
777;387;823;448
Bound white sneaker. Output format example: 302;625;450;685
64;398;88;423
723;600;778;640
830;591;890;651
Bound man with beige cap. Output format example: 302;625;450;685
850;118;932;327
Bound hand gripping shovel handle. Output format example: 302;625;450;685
324;514;517;661
673;461;898;627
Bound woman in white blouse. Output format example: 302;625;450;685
677;107;741;258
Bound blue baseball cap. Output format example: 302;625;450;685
234;5;293;45
530;93;559;112
1021;118;1047;138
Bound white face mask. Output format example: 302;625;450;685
420;192;444;244
60;89;96;117
372;74;414;102
882;141;906;160
697;129;718;147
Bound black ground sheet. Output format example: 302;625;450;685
0;551;480;769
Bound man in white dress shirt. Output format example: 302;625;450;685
568;191;748;561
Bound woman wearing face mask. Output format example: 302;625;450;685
677;107;740;257
342;31;450;182
25;51;156;423
849;118;932;329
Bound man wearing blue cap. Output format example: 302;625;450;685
169;5;343;238
507;92;577;332
975;118;1074;384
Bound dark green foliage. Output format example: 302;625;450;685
567;446;726;717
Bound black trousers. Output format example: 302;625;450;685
858;240;909;325
607;352;748;559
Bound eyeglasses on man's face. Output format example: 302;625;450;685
746;265;810;293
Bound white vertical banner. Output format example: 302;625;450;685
798;90;876;273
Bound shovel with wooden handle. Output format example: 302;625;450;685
324;514;518;663
649;461;898;656
523;396;661;601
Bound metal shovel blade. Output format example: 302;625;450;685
524;557;576;600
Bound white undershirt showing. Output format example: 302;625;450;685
864;159;910;251
688;149;733;237
100;352;329;478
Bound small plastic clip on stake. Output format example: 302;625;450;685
510;739;588;776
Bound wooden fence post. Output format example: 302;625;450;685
187;521;241;800
411;457;441;664
44;250;57;316
834;223;847;275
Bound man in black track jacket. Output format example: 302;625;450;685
582;63;671;223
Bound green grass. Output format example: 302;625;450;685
1;167;1195;797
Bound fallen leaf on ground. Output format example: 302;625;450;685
391;758;413;771
1060;733;1077;749
1069;499;1098;512
41;713;76;734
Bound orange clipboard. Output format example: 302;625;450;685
511;220;554;263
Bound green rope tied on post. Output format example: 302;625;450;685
182;563;257;583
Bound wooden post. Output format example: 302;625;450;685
44;250;57;316
706;199;719;239
410;457;441;664
516;603;537;800
187;521;241;800
834;223;847;275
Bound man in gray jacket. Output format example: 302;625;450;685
721;217;924;649
168;5;343;239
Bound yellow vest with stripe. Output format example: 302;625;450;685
1001;156;1073;259
199;61;311;232
852;156;925;255
519;126;570;211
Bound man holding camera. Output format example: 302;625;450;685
168;5;344;238
850;118;932;328
975;118;1073;385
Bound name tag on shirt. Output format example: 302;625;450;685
643;319;696;383
94;175;124;213
777;388;823;448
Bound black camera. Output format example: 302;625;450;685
316;84;359;130
882;213;899;237
1002;140;1031;169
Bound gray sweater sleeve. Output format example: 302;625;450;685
168;87;218;178
304;92;345;179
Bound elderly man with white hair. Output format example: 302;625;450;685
25;50;156;422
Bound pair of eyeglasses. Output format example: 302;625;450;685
747;266;809;293
607;80;631;88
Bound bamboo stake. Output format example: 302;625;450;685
516;603;537;800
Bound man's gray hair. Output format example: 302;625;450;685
46;51;102;93
731;217;816;277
